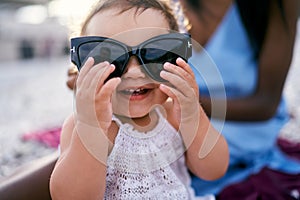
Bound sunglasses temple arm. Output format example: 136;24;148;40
70;44;80;71
186;36;192;59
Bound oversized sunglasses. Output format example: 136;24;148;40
70;33;192;82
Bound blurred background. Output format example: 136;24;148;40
0;0;97;61
0;0;299;179
0;0;96;178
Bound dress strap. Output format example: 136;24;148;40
112;115;123;126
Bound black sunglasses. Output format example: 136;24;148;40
70;33;192;82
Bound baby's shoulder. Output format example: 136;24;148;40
107;121;119;144
59;114;76;153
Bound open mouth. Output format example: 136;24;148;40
117;81;158;101
120;88;151;96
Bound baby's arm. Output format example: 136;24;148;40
49;115;108;200
160;58;229;180
50;58;120;200
183;107;229;180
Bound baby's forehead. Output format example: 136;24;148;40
85;8;170;45
109;28;170;45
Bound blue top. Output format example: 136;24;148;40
189;3;300;195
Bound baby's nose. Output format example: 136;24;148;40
122;56;146;79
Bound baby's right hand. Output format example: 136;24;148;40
74;57;121;132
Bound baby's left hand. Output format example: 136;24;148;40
159;58;200;126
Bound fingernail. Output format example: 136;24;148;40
177;57;183;62
163;63;172;70
164;62;170;67
160;70;167;77
103;61;110;65
86;57;92;62
160;84;166;88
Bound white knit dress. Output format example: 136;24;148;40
104;109;214;200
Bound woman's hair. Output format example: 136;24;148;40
186;0;286;59
80;0;179;35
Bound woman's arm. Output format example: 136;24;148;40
200;0;300;121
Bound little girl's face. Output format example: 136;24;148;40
85;7;170;118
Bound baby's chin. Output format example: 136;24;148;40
113;109;150;119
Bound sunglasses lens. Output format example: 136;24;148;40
78;41;128;78
73;34;190;82
141;39;186;81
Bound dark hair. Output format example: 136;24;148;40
186;0;286;59
80;0;179;35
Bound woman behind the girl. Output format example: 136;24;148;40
50;0;229;199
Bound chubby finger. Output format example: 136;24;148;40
76;57;94;86
79;61;110;90
91;64;116;94
160;70;191;97
163;62;193;84
159;83;183;104
98;77;121;102
176;57;195;79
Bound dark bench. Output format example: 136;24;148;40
0;152;58;200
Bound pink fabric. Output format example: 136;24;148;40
22;127;61;148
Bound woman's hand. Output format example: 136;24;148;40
75;57;121;132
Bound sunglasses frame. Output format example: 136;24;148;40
70;32;192;81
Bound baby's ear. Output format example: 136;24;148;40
67;66;78;90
